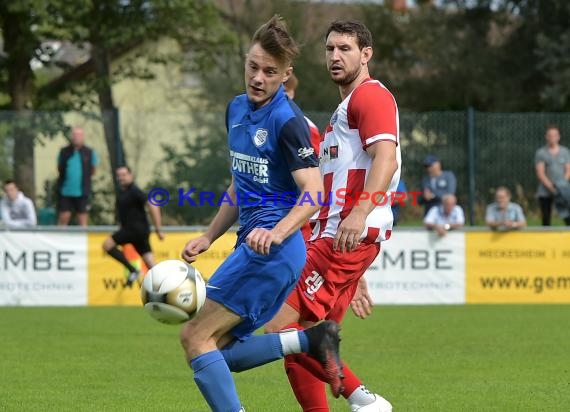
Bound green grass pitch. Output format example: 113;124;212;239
1;305;569;411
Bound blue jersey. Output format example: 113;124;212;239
226;85;318;245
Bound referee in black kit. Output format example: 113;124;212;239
102;166;164;286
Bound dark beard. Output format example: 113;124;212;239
332;68;360;86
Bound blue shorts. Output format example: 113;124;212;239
206;231;306;339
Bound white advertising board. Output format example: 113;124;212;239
365;231;465;304
0;232;87;306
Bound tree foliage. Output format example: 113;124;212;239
0;0;230;207
150;111;231;225
360;0;570;112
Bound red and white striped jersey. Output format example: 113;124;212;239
301;116;322;241
309;78;401;243
305;116;322;153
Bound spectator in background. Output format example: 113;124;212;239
102;166;164;286
57;126;98;227
424;194;464;237
420;154;457;216
485;186;526;231
534;124;570;226
391;177;407;225
0;180;37;228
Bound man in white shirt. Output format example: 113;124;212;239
1;180;37;228
424;194;464;237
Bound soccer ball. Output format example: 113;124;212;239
141;260;207;325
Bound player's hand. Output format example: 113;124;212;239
156;230;165;241
350;277;373;319
424;188;435;200
334;209;366;253
246;228;282;255
181;236;210;263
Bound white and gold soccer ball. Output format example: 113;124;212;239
141;260;206;325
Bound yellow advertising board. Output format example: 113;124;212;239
87;231;236;306
466;232;570;303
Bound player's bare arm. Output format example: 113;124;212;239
182;179;239;263
334;141;398;252
246;167;323;255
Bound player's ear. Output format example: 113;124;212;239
361;46;373;65
282;66;293;83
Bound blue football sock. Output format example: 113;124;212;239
191;350;242;412
221;334;284;372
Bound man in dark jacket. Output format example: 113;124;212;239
57;126;98;227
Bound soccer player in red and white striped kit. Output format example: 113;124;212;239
266;19;400;412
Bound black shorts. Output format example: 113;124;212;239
59;196;90;213
112;228;152;255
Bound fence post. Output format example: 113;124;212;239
467;107;476;226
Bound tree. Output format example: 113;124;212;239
0;1;230;201
0;1;47;198
39;0;230;196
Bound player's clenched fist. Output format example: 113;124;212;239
181;235;211;263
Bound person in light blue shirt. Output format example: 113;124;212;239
57;127;98;226
485;186;526;231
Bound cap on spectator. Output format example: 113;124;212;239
423;154;439;166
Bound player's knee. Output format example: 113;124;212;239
179;323;197;354
179;322;211;359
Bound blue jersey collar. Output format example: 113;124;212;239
248;85;286;122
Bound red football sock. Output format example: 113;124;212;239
280;323;363;405
340;363;363;399
294;353;362;398
285;354;329;412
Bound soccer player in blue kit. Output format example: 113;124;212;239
180;16;344;412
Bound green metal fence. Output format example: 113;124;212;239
1;109;569;225
308;109;570;225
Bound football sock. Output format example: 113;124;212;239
281;328;310;353
340;364;365;400
290;352;328;381
280;322;310;352
107;246;137;273
191;350;242;412
293;353;367;399
285;354;329;412
220;331;309;373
